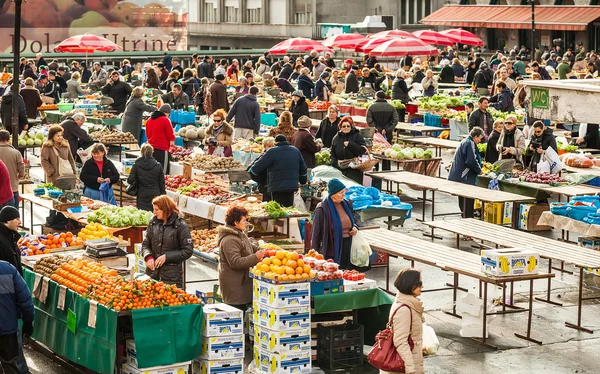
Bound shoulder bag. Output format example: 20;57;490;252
367;304;414;372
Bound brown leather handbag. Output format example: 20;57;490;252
367;304;414;372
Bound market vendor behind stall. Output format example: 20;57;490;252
61;113;94;161
79;143;119;205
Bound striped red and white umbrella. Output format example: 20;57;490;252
412;30;454;46
54;33;122;53
269;37;332;55
369;37;439;57
439;28;484;47
369;30;415;39
356;37;394;54
323;33;369;49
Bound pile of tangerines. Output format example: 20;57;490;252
251;250;317;282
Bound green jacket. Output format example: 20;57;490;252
557;62;571;79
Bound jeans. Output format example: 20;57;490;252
17;328;29;374
0;198;15;211
12;192;19;210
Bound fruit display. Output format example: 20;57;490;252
181;154;244;171
87;206;153;227
383;144;432;160
96;112;118;119
33;255;72;278
315;149;331;166
50;259;117;295
191;229;219;252
516;171;567;185
308;100;331;110
561;153;594;168
38;104;58;111
18;126;46;147
165;175;232;201
480;161;499;175
342;270;366;281
19;232;83;256
232;139;264;154
95;130;136;143
177;125;206;140
250;250;317;282
78;223;114;241
304;249;343;281
165;175;195;191
169;145;194;161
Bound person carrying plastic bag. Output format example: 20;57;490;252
79;143;119;205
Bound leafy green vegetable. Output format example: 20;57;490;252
87;206;152;227
315;150;331;166
265;201;287;219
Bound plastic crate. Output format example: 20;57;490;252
424;113;442;127
316;323;364;370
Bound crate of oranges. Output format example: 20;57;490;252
250;249;317;283
18;232;84;256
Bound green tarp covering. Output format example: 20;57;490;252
24;268;117;374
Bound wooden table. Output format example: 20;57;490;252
395;123;445;136
401;137;461;157
20;194;91;234
423;218;600;334
372;155;442;177
362;228;553;347
102;141;139;161
562;164;600;177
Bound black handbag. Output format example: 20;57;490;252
126;181;138;196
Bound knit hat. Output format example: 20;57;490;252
291;90;304;98
274;134;287;143
215;73;226;81
0;206;20;223
320;71;330;80
297;116;312;129
345;59;353;64
159;104;172;114
376;90;386;99
327;178;346;195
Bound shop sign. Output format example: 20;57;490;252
531;88;549;109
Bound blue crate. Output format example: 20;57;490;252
424;113;441;127
261;113;277;127
311;279;343;296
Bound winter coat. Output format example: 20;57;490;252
268;122;297;142
490;88;515;113
90;68;108;87
1;92;28;132
181;76;200;99
314;79;331;101
345;71;359;94
0;144;24;192
198;61;214;79
291;128;320;168
226;94;261;134
448;136;482;186
65;79;87;100
42;80;60;103
146;111;176;152
311;198;355;258
279;63;294;80
473;68;492;89
484;130;501;164
122;97;157;141
40;140;76;183
0;223;22;276
209;81;229;113
289;98;309;126
297;75;315;99
0;161;13;206
127;156;165;211
497;128;526;163
79;156;119;191
20;87;42;119
452;63;465;78
204;122;234;156
367;100;399;142
527;128;558;166
0;261;34;336
391;78;410;103
316;117;340;148
61;118;93;159
141;213;193;288
249;140;308;193
161;91;190;111
413;70;425;85
217;225;259;305
468;109;494;137
439;65;455;83
330;128;367;184
101;80;132;113
380;293;424;374
580;124;600;149
421;77;438;97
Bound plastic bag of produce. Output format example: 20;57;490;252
422;324;440;356
560;153;593;168
541;147;564;174
293;191;307;212
350;231;372;267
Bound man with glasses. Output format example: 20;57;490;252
526;121;557;171
101;71;132;113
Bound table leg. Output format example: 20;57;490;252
444;272;462;319
472;282;497;349
514;279;543;344
385;256;390;291
565;267;594;334
535;259;562;306
502;282;506;312
456;233;460;248
30;200;34;234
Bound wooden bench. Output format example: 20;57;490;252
361;229;554;348
423;218;600;334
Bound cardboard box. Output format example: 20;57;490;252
122;158;137;175
254;325;311;354
483;202;513;225
310;279;343;296
253;302;311;331
579;236;600;250
253;279;310;308
122;363;190;374
253;346;311;374
343;279;377;292
203;304;244;337
518;204;552;231
200;334;244;360
192;358;243;374
481;248;540;277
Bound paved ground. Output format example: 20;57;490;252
20;148;600;373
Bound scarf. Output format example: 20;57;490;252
325;197;355;264
213;124;224;138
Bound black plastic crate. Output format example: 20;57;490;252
317;323;364;370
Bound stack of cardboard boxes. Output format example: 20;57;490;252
252;279;312;374
580;236;600;276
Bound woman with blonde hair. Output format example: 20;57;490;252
142;195;193;288
497;114;526;163
122;86;159;141
269;111;297;142
243;60;254;75
127;143;165;211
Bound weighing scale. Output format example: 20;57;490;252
85;238;126;258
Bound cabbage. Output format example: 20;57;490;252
36;132;45;140
385;149;393;157
389;150;398;159
34;139;42;145
415;149;425;159
395;151;405;160
26;139;34;146
402;150;414;160
423;150;433;159
392;144;402;152
18;139;26;146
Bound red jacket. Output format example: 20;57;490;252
146;111;176;151
0;160;14;204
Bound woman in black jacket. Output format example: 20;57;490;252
330;117;367;184
79;144;119;204
181;68;200;98
127;143;166;211
316;105;341;147
289;91;310;126
465;61;477;85
141;195;193;288
391;70;410;103
484;120;503;164
574;123;600;150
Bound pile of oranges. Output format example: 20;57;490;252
51;259;116;294
251;250;317;282
41;232;83;249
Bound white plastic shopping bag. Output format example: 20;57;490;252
422;324;440;356
350;230;372;267
536;159;551;174
542;147;563;174
293;191;307;212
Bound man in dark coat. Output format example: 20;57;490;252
127;145;166;212
291;116;321;168
344;66;359;94
198;56;214;80
0;206;22;276
208;74;229;114
40;73;60;103
101;71;132;113
448;127;484;218
60;113;94;160
367;91;399;189
226;86;261;140
279;61;294;80
469;97;494;138
249;135;308;207
0;89;28;133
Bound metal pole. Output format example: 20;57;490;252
531;0;535;62
11;0;23;149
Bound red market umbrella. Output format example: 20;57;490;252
412;30;454;47
369;30;414;39
323;33;369;50
369;37;439;57
439;28;484;47
356;37;393;54
269;37;332;55
54;33;122;66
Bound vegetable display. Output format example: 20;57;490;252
557;140;579;153
516;171;567;185
265;201;287;219
561;153;594;168
87;206;153;227
191;229;219;252
181;154;244;171
477;143;487;154
389;100;406;109
315;149;331;166
383;144;432;160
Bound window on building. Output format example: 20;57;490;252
203;3;217;23
460;0;477;4
225;6;239;22
246;8;261;23
295;12;311;24
401;0;431;25
555;0;575;4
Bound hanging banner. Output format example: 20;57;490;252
0;0;188;54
